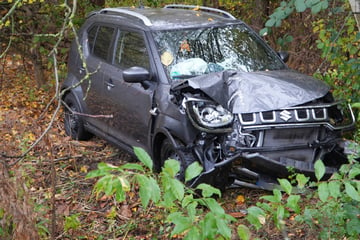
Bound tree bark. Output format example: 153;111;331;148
349;0;360;30
253;0;270;31
30;44;46;88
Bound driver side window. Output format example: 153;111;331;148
115;31;150;70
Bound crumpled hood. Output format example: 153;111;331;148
172;70;330;114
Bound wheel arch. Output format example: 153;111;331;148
152;127;182;172
61;74;88;114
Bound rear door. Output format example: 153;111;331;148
101;29;155;151
82;24;116;131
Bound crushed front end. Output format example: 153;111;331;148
172;70;356;190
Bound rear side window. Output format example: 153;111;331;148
87;25;115;61
115;31;150;70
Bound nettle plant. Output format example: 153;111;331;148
245;144;360;239
86;147;236;240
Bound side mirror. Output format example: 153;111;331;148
123;66;150;83
278;51;289;63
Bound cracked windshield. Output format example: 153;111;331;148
153;24;286;80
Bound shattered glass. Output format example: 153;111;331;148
153;23;286;81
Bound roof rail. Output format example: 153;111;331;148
164;4;236;20
99;8;152;26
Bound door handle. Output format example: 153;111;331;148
106;79;115;90
78;66;85;74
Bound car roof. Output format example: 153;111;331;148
88;5;241;30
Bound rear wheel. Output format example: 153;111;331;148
160;138;195;182
63;93;92;140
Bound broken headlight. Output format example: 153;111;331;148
185;98;233;131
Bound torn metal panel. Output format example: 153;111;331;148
174;70;330;113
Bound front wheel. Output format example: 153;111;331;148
160;138;196;182
63;93;92;140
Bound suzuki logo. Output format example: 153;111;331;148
280;110;292;121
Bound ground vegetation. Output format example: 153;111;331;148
0;0;359;239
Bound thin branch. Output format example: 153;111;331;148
0;15;14;58
0;0;21;25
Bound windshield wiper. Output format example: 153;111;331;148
171;74;198;80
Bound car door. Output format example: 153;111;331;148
101;29;155;151
82;24;116;131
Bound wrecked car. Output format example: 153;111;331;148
62;5;355;190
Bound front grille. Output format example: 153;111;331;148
238;102;354;131
239;107;327;125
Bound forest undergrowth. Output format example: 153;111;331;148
0;55;324;239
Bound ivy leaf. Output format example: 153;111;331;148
296;174;309;189
167;212;192;236
134;147;153;171
265;18;276;27
286;195;301;213
148;176;161;203
345;182;360;201
318;182;329;202
246;206;266;230
215;216;232;239
196;183;221;198
103;175;115;196
276;205;285;222
261;189;282;203
137;175;161;208
349;167;360;179
120;163;144;172
278;178;292;195
203;198;225;215
352;103;360;108
113;177;126;202
86;169;106;178
237;225;251;240
163;159;180;178
169;178;185;201
259;27;269;36
185;161;203;182
295;0;307;12
185;227;200;240
328;180;341;199
314;160;325;181
311;1;323;14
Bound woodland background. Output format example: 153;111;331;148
0;0;359;239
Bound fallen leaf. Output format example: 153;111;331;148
236;194;245;205
120;204;132;218
228;211;246;218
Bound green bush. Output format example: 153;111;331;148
86;147;236;239
246;145;360;239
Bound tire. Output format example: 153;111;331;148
159;138;231;191
160;138;196;182
63;93;92;140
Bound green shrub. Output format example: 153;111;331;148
246;145;360;239
86;147;236;239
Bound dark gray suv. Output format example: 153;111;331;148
62;5;355;190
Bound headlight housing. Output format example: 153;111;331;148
185;97;234;132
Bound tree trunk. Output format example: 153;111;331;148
252;0;270;31
349;0;360;30
30;44;46;88
212;0;219;9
